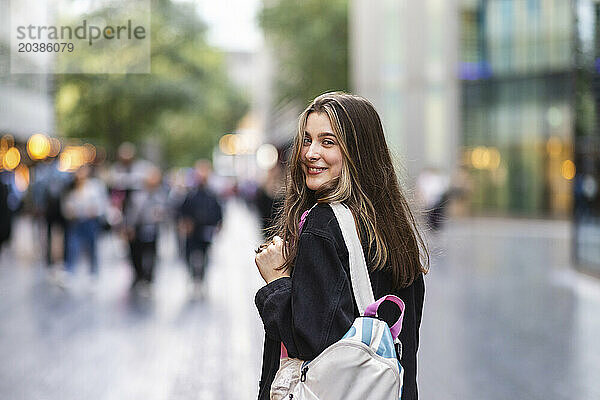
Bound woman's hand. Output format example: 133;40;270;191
255;236;290;284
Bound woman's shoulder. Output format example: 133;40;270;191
299;203;349;268
301;203;344;243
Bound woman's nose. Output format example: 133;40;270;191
306;143;320;160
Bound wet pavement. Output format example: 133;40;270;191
419;218;600;400
1;204;599;399
0;199;266;400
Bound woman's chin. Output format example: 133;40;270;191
305;179;323;191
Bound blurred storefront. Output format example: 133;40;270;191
460;0;574;218
461;0;600;274
351;0;600;273
351;0;576;217
574;0;600;274
352;0;575;217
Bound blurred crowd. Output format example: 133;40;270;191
0;137;476;299
0;141;285;297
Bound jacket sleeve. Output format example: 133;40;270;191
255;230;355;360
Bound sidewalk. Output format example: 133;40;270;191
419;217;600;400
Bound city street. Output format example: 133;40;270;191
2;1;599;399
1;202;599;400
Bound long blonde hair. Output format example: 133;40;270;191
270;92;428;288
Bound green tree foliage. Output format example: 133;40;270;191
259;0;348;106
55;0;248;166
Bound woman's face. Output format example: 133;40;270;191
300;112;344;191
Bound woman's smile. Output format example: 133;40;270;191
306;165;328;174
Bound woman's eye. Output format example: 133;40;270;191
323;139;335;146
303;137;311;145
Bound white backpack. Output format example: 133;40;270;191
270;202;405;400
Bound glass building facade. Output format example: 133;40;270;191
352;0;598;273
460;0;575;217
460;0;600;274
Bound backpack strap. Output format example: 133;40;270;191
364;294;405;340
329;202;375;314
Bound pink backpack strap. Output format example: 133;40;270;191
298;209;310;232
298;204;317;232
364;295;405;340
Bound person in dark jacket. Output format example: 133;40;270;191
0;176;11;251
178;160;223;294
254;92;429;400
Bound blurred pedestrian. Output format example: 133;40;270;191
32;158;72;268
166;168;192;258
125;166;167;290
254;92;428;400
0;175;11;252
178;160;223;296
254;164;284;238
61;166;108;285
108;142;153;267
416;167;450;231
0;170;22;253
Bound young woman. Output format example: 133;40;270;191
255;92;428;400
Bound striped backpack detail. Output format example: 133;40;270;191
342;312;404;376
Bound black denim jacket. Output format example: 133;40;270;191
255;203;425;400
